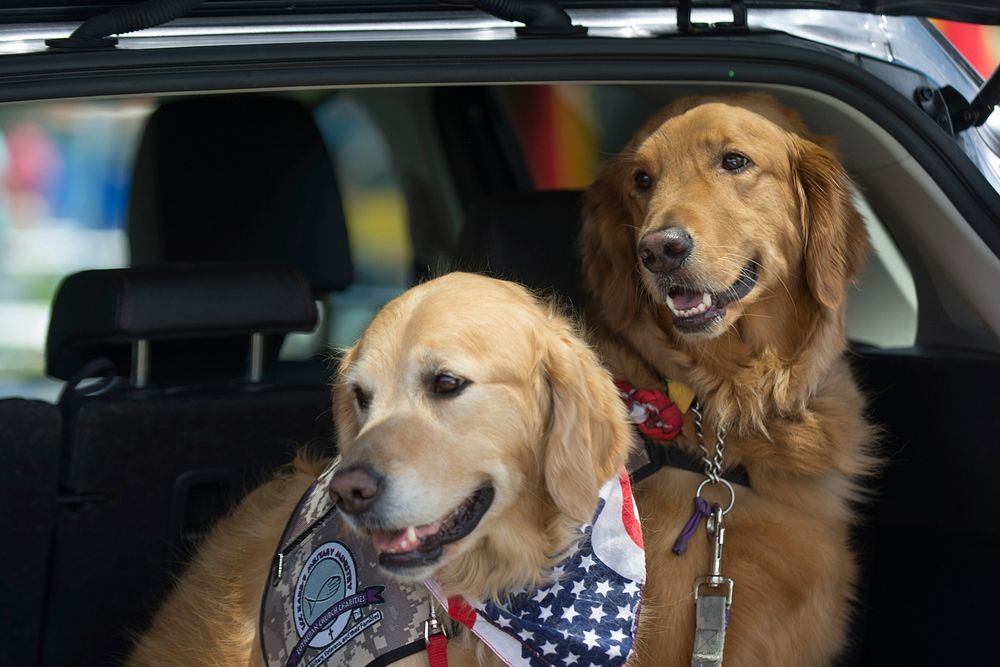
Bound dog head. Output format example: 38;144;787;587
581;93;868;342
329;273;631;596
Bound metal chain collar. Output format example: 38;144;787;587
690;398;735;515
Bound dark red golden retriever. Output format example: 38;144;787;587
580;93;875;665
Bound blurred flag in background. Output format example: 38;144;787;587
933;20;1000;78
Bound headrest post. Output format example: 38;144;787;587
45;265;317;382
248;332;265;383
132;338;150;388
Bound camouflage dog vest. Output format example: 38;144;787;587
261;466;646;667
260;463;432;667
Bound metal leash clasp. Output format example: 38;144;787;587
691;504;733;667
424;601;447;645
693;505;734;606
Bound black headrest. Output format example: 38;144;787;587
46;264;317;382
127;95;353;293
457;190;585;308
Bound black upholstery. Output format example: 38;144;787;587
41;390;332;667
850;347;1000;665
457;190;585;308
127;95;353;294
41;265;334;667
46;264;317;382
0;399;61;667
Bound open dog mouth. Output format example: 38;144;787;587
664;259;760;334
369;485;495;570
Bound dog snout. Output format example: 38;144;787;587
638;226;693;274
330;466;382;514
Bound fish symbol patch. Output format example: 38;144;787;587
288;541;386;667
305;576;342;616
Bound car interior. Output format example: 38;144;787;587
1;57;999;667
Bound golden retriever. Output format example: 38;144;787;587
127;272;636;666
579;93;875;666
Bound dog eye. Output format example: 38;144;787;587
721;153;751;171
633;170;652;191
430;373;466;396
353;385;371;410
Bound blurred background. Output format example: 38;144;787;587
933;19;1000;78
0;20;997;400
0;94;412;399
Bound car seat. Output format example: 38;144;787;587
40;264;333;667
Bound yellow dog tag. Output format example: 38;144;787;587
668;380;696;414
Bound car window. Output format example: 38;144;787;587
0;93;414;397
501;83;917;348
846;193;917;348
280;94;413;360
0;86;920;403
0;99;150;400
504;85;601;190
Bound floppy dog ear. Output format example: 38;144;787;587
541;316;633;524
794;138;869;311
579;158;643;330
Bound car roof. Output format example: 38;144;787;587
3;1;1000;25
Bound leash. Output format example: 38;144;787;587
683;399;735;667
617;378;737;667
615;380;749;667
424;602;448;667
692;504;732;667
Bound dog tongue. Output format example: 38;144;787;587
671;291;705;311
370;521;442;554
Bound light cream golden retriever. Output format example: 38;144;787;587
580;93;875;665
127;272;634;666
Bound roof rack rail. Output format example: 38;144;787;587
677;0;748;34
45;0;205;50
440;0;587;37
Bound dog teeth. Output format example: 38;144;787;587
398;525;419;550
666;292;713;319
384;526;420;554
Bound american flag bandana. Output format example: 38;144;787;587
426;471;644;667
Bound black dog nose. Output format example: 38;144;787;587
330;466;381;514
638;226;693;274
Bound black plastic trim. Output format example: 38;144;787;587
2;36;997;254
4;2;1000;25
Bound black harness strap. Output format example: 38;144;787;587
627;430;751;488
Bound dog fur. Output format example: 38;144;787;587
127;272;634;666
579;93;875;666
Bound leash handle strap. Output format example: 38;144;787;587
426;632;448;667
691;593;728;667
690;504;733;667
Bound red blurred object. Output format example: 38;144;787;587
507;87;560;189
933;20;999;78
4;122;61;193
